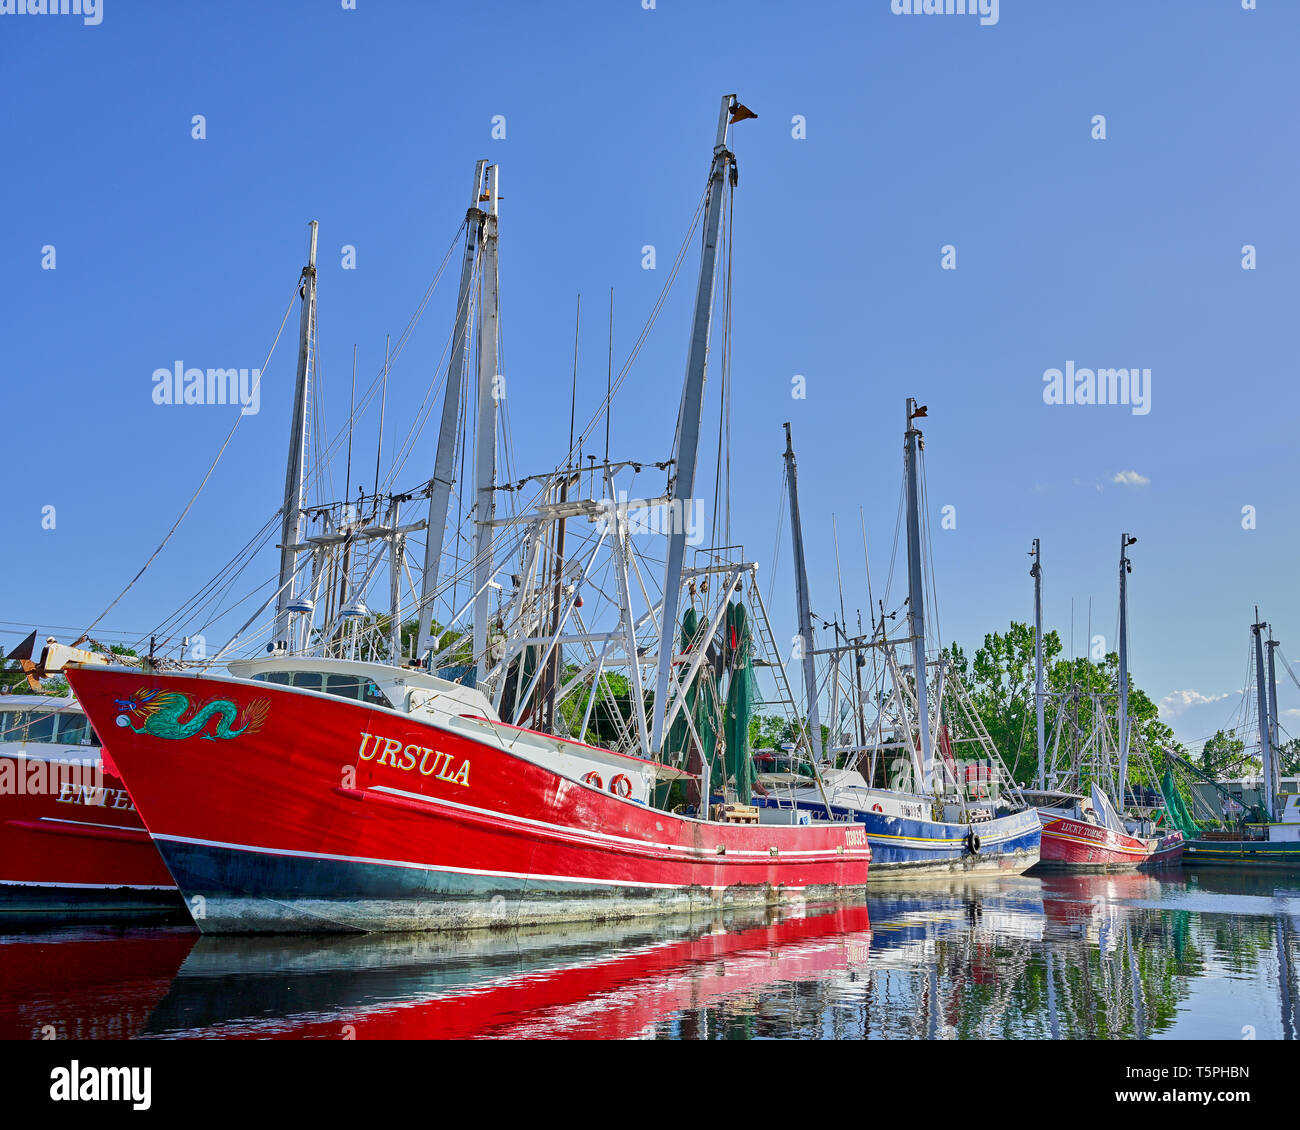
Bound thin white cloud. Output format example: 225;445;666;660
1111;470;1150;487
1160;689;1231;716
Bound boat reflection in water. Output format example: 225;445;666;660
0;927;196;1040
4;872;1296;1039
140;902;874;1040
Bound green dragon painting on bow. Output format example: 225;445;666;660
113;687;270;741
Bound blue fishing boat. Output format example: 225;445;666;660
750;404;1041;877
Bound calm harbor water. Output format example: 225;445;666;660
2;870;1296;1040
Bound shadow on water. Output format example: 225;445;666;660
1;870;1296;1039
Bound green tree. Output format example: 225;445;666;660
1198;728;1246;776
1276;737;1300;776
958;622;1063;778
949;621;1182;787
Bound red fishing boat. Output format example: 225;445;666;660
1037;803;1184;872
61;96;871;933
0;690;180;916
67;660;869;933
1024;539;1184;873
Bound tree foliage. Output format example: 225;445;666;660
946;621;1183;787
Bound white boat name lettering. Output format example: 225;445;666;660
1060;819;1115;843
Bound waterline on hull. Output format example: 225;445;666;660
159;838;861;934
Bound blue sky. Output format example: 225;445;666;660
2;0;1297;750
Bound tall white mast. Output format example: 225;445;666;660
903;398;933;792
1117;533;1135;809
471;165;501;685
1267;626;1282;811
417;160;488;661
1254;611;1277;821
783;422;823;762
274;220;318;652
1031;538;1046;790
650;94;743;757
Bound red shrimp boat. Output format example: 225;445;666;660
63;96;872;933
1036;792;1184;872
67;661;870;933
0;690;179;916
1038;815;1183;871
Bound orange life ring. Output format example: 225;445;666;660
583;770;603;790
871;804;883;813
610;773;633;799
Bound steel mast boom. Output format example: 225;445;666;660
1031;538;1046;790
471;166;501;685
783;422;823;761
418;160;488;662
1254;611;1277;821
903;398;933;791
1117;533;1135;810
274;220;318;652
650;94;742;758
1267;626;1282;811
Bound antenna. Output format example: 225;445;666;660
605;287;613;466
832;513;848;631
860;507;876;638
344;344;357;514
374;333;390;507
569;294;580;471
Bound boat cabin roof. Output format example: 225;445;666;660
227;655;496;719
0;695;81;711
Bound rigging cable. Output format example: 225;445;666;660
78;281;300;644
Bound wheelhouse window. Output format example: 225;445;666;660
251;670;391;707
55;712;95;746
326;674;390;707
23;711;57;743
0;711;21;741
0;709;102;746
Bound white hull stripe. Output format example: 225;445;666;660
153;832;848;892
32;816;141;832
0;878;176;890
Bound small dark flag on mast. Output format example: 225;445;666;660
729;102;758;124
910;404;928;420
